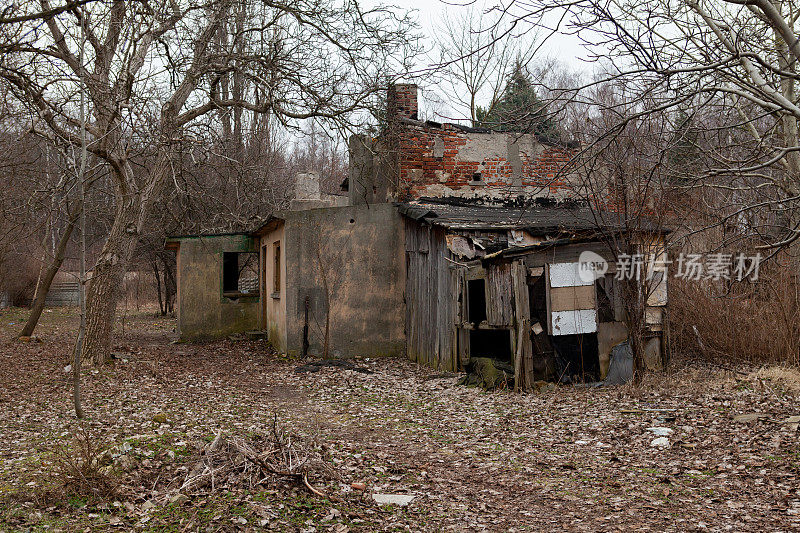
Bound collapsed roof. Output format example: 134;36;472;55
398;197;668;236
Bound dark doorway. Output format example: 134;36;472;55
529;275;548;325
528;275;556;380
467;278;487;324
550;333;600;383
469;329;512;362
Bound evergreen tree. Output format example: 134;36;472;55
475;62;557;138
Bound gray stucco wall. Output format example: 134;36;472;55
173;234;259;340
282;203;405;357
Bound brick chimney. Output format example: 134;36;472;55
388;83;418;120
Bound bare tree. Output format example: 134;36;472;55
0;1;96;25
2;0;416;365
73;4;89;419
431;7;539;124
489;0;800;253
568;85;674;380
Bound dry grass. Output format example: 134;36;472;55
749;365;800;394
669;267;800;366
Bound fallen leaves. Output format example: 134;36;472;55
0;307;799;531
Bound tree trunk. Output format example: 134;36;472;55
81;197;144;366
162;254;176;314
80;145;175;365
20;204;79;338
624;276;647;385
152;257;164;315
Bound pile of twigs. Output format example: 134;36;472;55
160;415;333;503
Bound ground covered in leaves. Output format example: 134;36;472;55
1;307;800;532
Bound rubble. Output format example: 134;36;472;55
457;357;515;390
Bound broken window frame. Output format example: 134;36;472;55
272;241;281;297
222;252;260;298
596;273;624;323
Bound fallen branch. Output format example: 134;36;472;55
303;473;327;498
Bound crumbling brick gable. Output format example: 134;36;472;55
395;122;577;201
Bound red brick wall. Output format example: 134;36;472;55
387;84;418;121
395;122;577;201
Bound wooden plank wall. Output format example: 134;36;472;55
486;262;513;327
522;242;612;268
404;220;461;371
511;260;533;391
406;236;641;390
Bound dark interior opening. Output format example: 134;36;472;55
596;276;615;323
467;278;487;324
469;329;512;362
222;252;259;295
529;275;548;325
528;276;556;380
550;333;600;383
222;252;239;293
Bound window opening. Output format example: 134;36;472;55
222;252;259;295
273;242;281;294
467;278;487;324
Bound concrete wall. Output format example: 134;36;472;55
348;135;394;206
282;203;405;357
173;235;259;340
258;222;287;352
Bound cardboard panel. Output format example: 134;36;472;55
549;285;596;312
551;309;597;335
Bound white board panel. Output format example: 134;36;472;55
646;271;668;306
549;262;594;287
551;309;597;335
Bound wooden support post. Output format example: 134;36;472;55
512;260;533;392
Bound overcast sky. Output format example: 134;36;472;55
391;0;587;63
386;0;591;122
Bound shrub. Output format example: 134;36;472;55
669;265;800;365
52;427;119;504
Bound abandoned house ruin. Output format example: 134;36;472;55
166;84;668;389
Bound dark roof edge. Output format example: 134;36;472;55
250;214;285;237
165;231;252;240
416;195;587;210
396;200;672;235
396;202;438;222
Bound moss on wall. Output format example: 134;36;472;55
173;234;259;340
